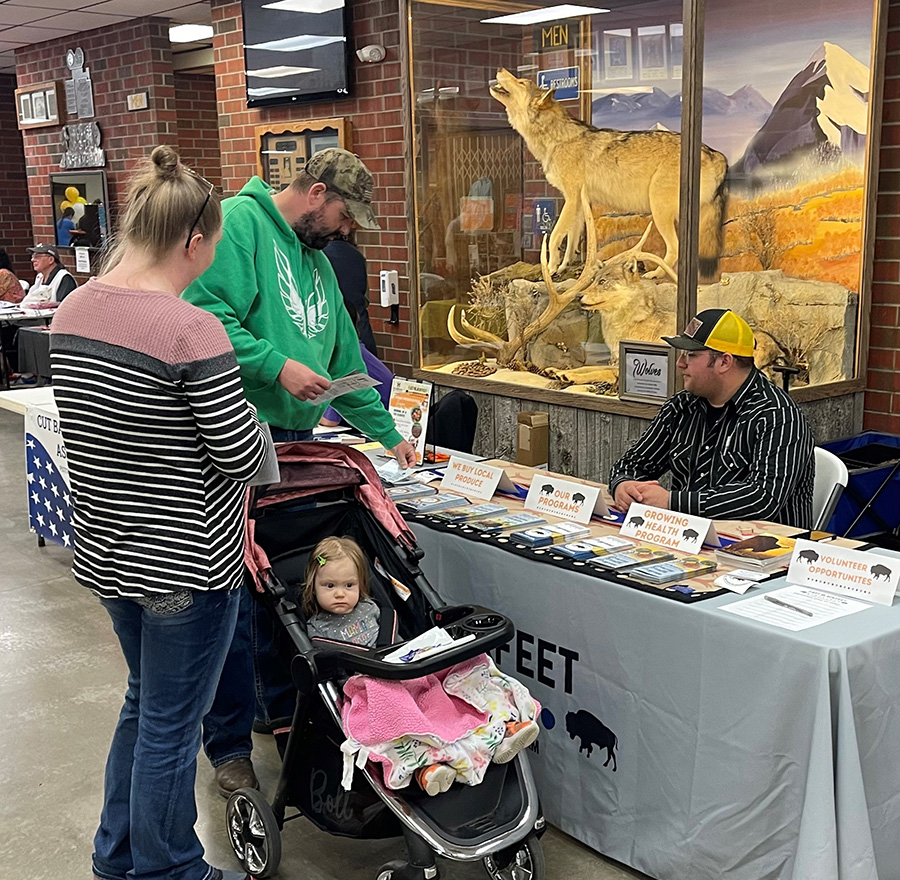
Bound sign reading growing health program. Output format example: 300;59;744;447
620;503;720;553
537;67;579;101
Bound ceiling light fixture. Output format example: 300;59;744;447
169;24;214;43
244;34;344;51
481;5;609;26
246;65;319;77
262;0;344;12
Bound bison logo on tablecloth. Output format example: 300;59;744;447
566;709;618;771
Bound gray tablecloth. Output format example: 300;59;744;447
17;326;52;380
411;524;900;880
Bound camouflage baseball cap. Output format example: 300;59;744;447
305;148;380;230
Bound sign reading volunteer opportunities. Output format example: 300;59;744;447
620;503;720;553
440;456;504;502
523;475;608;525
537;67;580;100
787;538;899;606
25;402;74;549
389;377;432;465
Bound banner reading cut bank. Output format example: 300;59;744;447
25;401;73;549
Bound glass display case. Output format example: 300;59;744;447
409;0;883;406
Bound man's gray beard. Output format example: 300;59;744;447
292;205;333;250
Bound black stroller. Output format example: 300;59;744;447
225;443;545;880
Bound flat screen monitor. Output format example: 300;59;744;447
50;170;110;251
241;0;351;108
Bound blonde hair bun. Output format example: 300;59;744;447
150;145;180;179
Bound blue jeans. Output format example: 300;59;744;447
202;588;296;766
202;426;310;765
93;588;240;880
269;427;313;442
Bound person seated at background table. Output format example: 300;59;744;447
609;308;815;529
24;243;76;305
0;248;24;303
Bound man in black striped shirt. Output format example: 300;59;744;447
609;309;815;528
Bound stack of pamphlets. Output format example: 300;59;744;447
386;484;437;502
714;534;796;572
555;536;636;560
384;627;476;664
590;547;675;571
396;492;470;514
628;556;718;584
430;502;509;524
509;522;592;547
468;512;547;534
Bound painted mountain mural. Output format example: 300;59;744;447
734;42;869;176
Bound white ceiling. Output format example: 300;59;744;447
0;0;213;74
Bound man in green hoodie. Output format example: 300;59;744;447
185;149;415;795
184;148;414;460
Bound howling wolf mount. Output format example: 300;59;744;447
490;67;728;279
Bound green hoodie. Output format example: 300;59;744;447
183;177;402;447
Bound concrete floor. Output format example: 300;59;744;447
0;407;648;880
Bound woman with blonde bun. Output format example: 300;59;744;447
51;145;267;880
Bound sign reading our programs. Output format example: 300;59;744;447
523;476;608;525
620;503;720;553
440;457;503;502
787;538;898;606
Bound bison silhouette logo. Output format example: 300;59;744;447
627;515;644;527
572;492;585;505
870;563;892;581
565;710;618;771
682;528;699;541
541;484;554;495
797;549;819;564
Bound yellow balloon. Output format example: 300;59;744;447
65;186;81;202
76;196;87;204
60;200;73;211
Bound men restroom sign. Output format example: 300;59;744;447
537;67;579;101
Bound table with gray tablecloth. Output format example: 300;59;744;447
16;325;52;381
410;524;900;880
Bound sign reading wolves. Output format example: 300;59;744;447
491;68;727;278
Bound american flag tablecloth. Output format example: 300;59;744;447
25;402;73;548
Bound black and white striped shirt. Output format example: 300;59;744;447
609;369;815;528
51;280;267;599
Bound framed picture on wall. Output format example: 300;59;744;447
638;25;668;81
255;118;351;191
15;81;64;130
603;29;633;80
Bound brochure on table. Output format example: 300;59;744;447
786;539;898;606
620;503;720;553
523;475;608;525
389;377;432;465
439;457;505;502
722;585;871;631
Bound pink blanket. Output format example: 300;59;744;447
342;655;489;745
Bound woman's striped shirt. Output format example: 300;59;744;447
50;279;267;599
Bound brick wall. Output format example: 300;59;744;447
15;18;179;281
174;73;222;188
210;0;412;371
0;74;33;278
865;0;900;434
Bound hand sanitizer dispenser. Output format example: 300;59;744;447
379;270;400;325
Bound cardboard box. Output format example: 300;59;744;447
516;411;549;467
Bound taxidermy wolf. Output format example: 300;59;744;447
490;68;728;279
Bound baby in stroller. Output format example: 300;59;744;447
303;537;540;796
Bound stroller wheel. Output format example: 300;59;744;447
483;833;545;880
226;787;282;878
375;859;438;880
